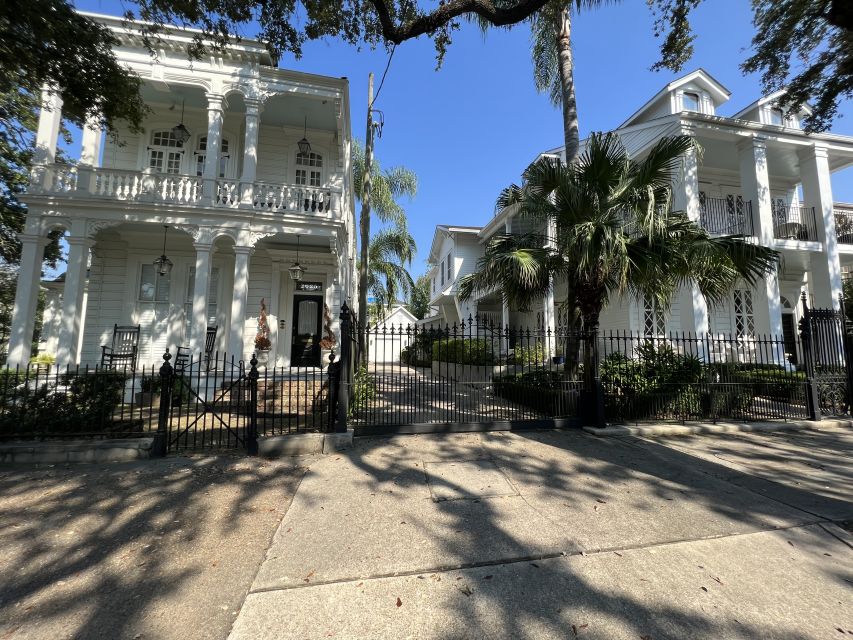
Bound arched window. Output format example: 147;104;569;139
148;130;184;174
295;151;322;187
195;136;230;178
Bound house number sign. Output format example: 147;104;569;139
296;281;323;292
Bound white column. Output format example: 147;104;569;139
228;246;253;359
7;234;46;367
190;243;213;355
56;224;92;368
739;136;783;339
239;99;262;206
76;116;104;194
800;144;841;309
676;143;709;336
202;93;225;203
269;263;282;363
30;89;63;192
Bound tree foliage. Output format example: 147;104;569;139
409;273;432;320
649;0;853;131
363;227;417;315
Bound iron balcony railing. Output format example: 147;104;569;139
835;209;853;244
699;197;754;236
773;205;818;241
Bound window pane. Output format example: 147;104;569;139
683;92;700;112
139;264;156;301
769;109;784;126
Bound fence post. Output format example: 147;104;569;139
247;353;259;455
337;303;352;429
152;349;173;457
589;327;606;429
799;293;821;421
327;350;345;432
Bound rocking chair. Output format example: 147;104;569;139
100;324;141;370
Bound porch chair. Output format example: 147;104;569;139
100;325;141;370
174;326;219;374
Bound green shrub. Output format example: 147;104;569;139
0;370;131;436
140;375;162;393
512;342;546;365
350;365;377;415
29;353;56;365
493;370;579;417
432;338;496;365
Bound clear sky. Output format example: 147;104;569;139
65;0;853;279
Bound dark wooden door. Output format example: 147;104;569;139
291;295;323;366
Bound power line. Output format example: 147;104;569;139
372;44;396;106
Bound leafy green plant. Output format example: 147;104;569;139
140;376;161;394
29;353;55;365
432;338;496;365
493;370;580;416
512;342;546;365
349;365;377;415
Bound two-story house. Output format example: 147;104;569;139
7;12;356;369
423;69;853;364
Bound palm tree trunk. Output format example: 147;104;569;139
555;8;579;165
357;74;375;365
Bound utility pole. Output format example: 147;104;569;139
357;72;374;364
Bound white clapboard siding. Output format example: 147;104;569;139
81;245;128;365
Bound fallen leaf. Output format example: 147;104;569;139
596;499;607;504
304;569;316;583
788;540;795;547
712;576;724;586
700;586;708;592
458;585;473;597
531;563;540;568
396;597;402;607
640;635;652;640
356;582;363;587
614;552;623;557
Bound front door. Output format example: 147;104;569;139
291;295;323;367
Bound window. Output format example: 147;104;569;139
148;130;184;175
432;277;436;293
195;137;229;178
446;252;453;282
296;151;322;187
733;289;755;340
440;263;445;287
769;108;785;126
682;92;700;112
184;266;221;338
771;197;789;227
139;264;170;302
643;296;666;337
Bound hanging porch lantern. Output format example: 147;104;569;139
154;225;174;276
297;116;311;155
289;235;305;281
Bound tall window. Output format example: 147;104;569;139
184;266;221;339
148;130;184;174
682;92;700;112
643;296;666;336
195;137;229;178
139;264;171;302
445;252;453;282
769;108;785;126
295;151;322;187
733;289;755;340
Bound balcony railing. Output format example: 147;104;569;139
699;197;754;236
835;209;853;244
28;164;340;216
773;205;818;241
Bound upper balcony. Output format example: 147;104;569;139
699;196;754;237
772;204;818;242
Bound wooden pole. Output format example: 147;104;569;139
357;72;374;364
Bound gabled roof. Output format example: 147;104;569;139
731;89;814;121
427;225;482;263
619;68;732;129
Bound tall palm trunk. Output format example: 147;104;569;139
555;8;579;164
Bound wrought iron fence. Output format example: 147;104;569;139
599;332;810;424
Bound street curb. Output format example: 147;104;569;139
0;437;154;464
582;418;852;438
258;431;353;458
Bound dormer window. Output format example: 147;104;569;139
769;108;785;126
682;92;700;112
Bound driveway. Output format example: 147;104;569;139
230;424;852;639
0;455;313;640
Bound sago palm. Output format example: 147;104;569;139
459;132;779;333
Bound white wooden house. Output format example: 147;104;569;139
8;12;356;369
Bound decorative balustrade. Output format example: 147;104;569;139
699;197;754;236
773;205;818;241
29;164;339;216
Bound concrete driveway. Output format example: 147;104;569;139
230;424;853;640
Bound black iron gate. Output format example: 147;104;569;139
799;294;853;418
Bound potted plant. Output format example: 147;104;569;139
319;304;337;368
254;298;272;366
136;375;161;407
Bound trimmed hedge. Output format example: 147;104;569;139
493;370;579;416
432;338;496;365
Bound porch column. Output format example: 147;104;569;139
676;141;709;336
76;116;104;195
228;246;253;359
190;242;213;355
201;93;225;203
31;88;63;191
7;234;47;367
239;99;262;207
800;144;841;309
269;263;281;362
56;224;93;368
739;136;783;339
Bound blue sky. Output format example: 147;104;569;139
66;0;853;278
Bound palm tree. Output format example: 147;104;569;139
362;226;417;321
352;140;418;330
459;132;779;334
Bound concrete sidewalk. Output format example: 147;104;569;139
229;426;853;639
